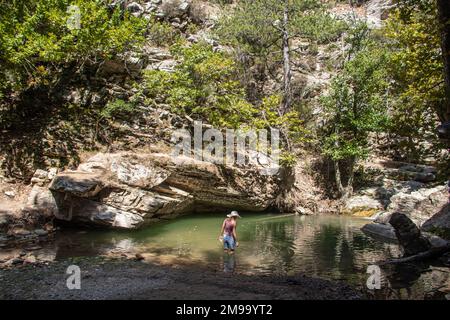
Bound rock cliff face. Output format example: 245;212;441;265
345;158;449;241
360;184;449;241
29;152;281;229
384;186;447;227
365;0;395;28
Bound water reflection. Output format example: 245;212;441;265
49;213;450;299
223;253;236;273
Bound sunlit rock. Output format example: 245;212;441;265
43;152;281;229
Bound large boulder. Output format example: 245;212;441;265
361;223;398;242
97;52;146;78
126;2;144;17
46;152;281;229
158;0;191;19
422;204;450;239
26;185;61;218
343;195;383;216
50;172;104;197
342;175;438;217
389;212;432;256
386;185;447;227
395;164;437;183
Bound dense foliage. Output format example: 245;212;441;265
322;24;389;162
318;0;450;196
216;0;346;56
321;22;390;197
0;0;146;105
384;2;445;161
144;42;254;127
143;42;309;147
215;0;347;112
0;0;448;190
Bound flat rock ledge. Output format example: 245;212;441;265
361;223;398;243
28;152;282;229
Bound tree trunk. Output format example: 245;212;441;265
334;159;345;197
437;0;450;121
344;156;355;199
334;157;355;199
280;0;292;115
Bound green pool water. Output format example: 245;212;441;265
54;214;397;279
51;213;450;298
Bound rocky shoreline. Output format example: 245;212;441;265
0;256;363;300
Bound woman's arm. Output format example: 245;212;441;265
219;220;225;238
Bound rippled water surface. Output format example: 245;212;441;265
51;213;450;299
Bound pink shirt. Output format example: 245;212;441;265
223;219;236;236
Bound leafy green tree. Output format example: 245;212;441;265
143;42;310;147
321;23;389;198
396;0;450;122
437;0;450;122
384;1;445;160
215;0;346;115
0;0;146;107
144;42;257;128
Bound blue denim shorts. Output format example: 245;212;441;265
223;234;235;250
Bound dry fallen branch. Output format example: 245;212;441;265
378;244;450;266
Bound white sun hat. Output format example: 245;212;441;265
227;211;241;218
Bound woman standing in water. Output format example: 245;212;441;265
219;211;241;253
